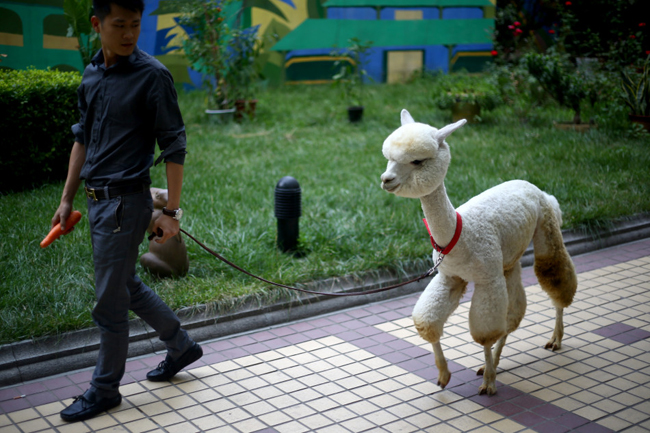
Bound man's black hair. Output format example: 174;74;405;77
93;0;144;21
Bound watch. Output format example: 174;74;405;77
162;207;183;221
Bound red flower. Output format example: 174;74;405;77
515;28;523;35
646;50;650;55
630;35;636;39
565;1;571;5
490;50;498;56
514;21;521;26
549;29;555;34
640;23;647;27
508;25;515;30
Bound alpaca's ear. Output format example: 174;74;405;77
434;119;467;143
400;109;415;125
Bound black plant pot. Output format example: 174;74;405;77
348;106;364;122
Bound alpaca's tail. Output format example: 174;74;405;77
532;193;577;308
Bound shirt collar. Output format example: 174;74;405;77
91;45;140;69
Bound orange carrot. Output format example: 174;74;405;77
40;210;83;248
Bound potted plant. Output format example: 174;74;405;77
433;72;502;123
179;0;235;123
621;55;650;132
228;26;263;122
524;51;596;131
331;38;373;123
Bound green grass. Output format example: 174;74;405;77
1;81;649;344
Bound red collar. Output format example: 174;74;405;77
423;212;462;255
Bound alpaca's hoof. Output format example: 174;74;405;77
544;338;561;351
437;371;451;389
478;383;497;395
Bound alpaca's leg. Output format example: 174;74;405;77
545;307;564;350
532;198;577;351
477;262;526;376
477;335;507;377
432;341;450;388
470;277;508;395
479;344;498;395
412;273;467;389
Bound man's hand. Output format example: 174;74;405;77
152;214;179;244
52;202;73;232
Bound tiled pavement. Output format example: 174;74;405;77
1;238;649;433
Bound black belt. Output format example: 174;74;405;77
85;183;146;201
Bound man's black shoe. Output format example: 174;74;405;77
60;388;121;422
146;342;203;382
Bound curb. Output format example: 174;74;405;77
1;214;650;388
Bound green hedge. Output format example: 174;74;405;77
0;68;81;193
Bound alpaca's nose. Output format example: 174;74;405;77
381;172;395;184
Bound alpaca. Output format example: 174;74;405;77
380;110;577;395
140;188;190;278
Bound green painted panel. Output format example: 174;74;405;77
0;3;83;71
0;0;63;7
272;18;494;51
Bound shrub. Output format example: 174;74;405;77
433;72;502;111
524;51;591;124
0;68;81;193
489;62;548;121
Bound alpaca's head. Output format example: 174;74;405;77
380;109;466;198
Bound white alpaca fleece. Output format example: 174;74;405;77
380;109;577;396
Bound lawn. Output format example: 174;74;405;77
1;80;649;345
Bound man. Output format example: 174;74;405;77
51;0;202;422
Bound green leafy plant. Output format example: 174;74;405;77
179;0;235;109
524;51;593;124
63;0;100;67
228;26;263;101
433;72;502;111
489;62;546;121
331;38;373;107
0;68;81;192
620;56;650;116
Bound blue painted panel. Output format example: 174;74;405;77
441;7;483;19
140;0;160;55
424;45;449;73
451;43;492;56
327;7;377;20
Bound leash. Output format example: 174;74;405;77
177;228;438;297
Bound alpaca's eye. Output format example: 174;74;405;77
411;160;423;166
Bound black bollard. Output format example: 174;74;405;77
274;176;301;252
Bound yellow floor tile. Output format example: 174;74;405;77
597;415;633;431
300;413;334;430
123;417;157;432
341;417;376;432
489;418;526;433
232;417;266;432
274;420;311;433
305;396;338;412
258;410;292;426
7;408;39;424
